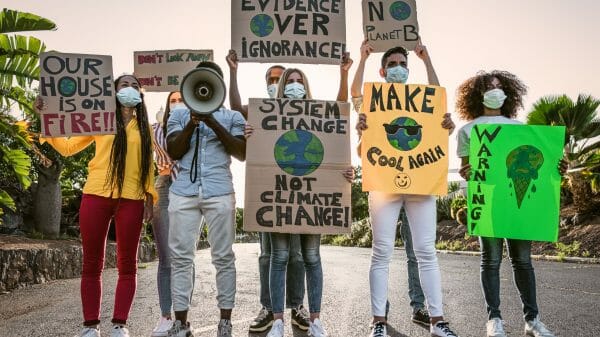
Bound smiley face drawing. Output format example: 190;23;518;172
394;173;411;189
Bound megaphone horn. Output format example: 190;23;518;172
180;67;226;115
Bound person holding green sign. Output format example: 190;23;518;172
352;40;459;337
456;70;567;337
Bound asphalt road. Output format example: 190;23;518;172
1;244;598;337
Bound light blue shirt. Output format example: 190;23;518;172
167;107;245;198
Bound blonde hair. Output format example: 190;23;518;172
276;68;313;99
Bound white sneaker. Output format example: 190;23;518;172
152;317;174;337
525;317;555;337
431;321;459;337
110;325;129;337
266;319;284;337
369;321;387;337
79;326;100;337
486;318;506;337
308;319;328;337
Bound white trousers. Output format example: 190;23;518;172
368;191;444;317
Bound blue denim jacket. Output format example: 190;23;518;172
167;107;245;198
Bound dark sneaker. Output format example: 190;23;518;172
167;320;193;337
217;319;232;337
291;304;310;331
249;307;274;332
431;321;459;337
411;308;430;327
369;321;387;337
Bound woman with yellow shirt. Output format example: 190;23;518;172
36;74;156;337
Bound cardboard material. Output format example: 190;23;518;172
39;52;116;137
133;49;213;92
467;124;565;242
232;0;346;64
244;98;352;234
362;0;419;51
360;82;448;195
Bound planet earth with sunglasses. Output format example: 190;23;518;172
383;117;423;151
274;129;324;176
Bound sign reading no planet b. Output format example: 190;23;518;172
39;52;115;137
232;0;346;64
361;83;448;195
362;0;419;51
133;49;213;92
244;98;351;234
467;124;565;242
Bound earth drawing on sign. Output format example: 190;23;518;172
274;130;324;176
389;1;412;21
383;117;423;151
250;14;274;37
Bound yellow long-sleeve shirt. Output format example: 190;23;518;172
41;119;157;202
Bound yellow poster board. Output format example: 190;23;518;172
361;82;448;195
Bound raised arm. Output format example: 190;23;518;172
226;50;248;118
414;40;439;86
336;52;353;102
351;39;373;99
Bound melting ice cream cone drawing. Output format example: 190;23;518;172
506;145;544;208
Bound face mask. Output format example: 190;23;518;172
385;65;409;84
116;87;141;107
267;84;278;98
483;88;507;109
156;108;164;125
284;82;305;99
170;103;186;111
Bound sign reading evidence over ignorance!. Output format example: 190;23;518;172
244;98;351;234
467;124;565;242
362;0;420;51
133;50;213;92
360;82;448;195
39;52;115;137
232;0;346;64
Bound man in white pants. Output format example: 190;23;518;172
166;61;246;337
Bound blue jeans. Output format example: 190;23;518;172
152;175;172;316
271;233;322;314
259;232;305;311
399;210;426;312
480;237;539;321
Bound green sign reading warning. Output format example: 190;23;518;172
467;124;565;242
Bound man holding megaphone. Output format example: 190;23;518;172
165;61;246;337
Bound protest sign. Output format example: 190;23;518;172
232;0;346;64
362;0;419;51
360;82;448;195
244;98;351;234
133;49;213;92
39;52;115;137
467;124;565;242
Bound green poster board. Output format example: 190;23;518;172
467;124;565;242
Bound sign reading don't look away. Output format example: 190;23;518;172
232;0;346;64
39;52;115;137
244;98;351;234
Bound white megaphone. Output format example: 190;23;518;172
180;67;226;115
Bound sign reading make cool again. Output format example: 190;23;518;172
232;0;347;64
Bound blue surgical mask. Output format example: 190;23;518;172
116;87;142;107
284;82;305;99
385;65;409;84
483;88;507;109
267;84;278;98
169;103;186;111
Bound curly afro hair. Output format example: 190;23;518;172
455;70;527;121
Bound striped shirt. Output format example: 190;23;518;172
152;122;178;180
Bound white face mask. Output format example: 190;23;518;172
284;82;305;99
483;88;507;109
385;65;409;84
116;87;142;107
267;84;278;98
169;103;186;111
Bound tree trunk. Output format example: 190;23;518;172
34;162;62;238
569;171;594;216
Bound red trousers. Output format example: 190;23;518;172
79;194;143;326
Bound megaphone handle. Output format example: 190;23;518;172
189;128;200;183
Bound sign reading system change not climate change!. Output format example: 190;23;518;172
244;98;351;234
232;0;347;64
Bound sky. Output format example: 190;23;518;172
6;0;600;205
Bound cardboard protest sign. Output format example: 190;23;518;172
362;0;419;51
39;52;115;137
467;124;565;242
232;0;346;64
133;50;213;92
244;98;351;234
360;82;448;195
